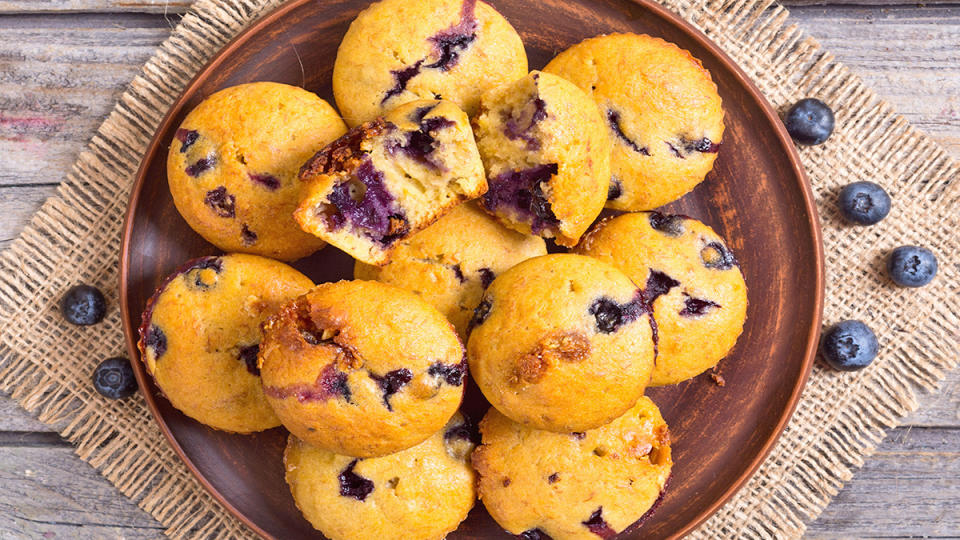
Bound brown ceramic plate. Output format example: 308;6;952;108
120;0;823;538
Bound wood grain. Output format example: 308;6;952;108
0;2;956;540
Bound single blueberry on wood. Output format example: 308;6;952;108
819;320;879;371
887;245;937;287
338;459;375;501
60;284;107;326
92;357;138;399
785;98;835;145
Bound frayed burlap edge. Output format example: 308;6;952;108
0;0;956;539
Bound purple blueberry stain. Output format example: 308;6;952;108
338;459;374;501
451;263;466;283
175;128;199;153
144;325;167;359
644;271;680;304
686;136;720;153
700;241;737;270
478;268;495;288
483;163;560;234
241;224;257;246
263;363;352;404
185;154;216;177
182;256;223;291
424;0;478;71
648;212;685;237
471;296;492;327
607;109;649;156
387;115;455;170
370;368;413;411
589;292;647;334
607;178;622;201
548;473;560;483
204;186;236;218
382;59;425;105
380;0;477;103
503;98;547;151
237;344;260;376
249;172;281;190
571;432;586;440
325;159;408;246
410;104;438;123
428;360;466;386
518;529;553;540
680;294;720;317
582;507;617;539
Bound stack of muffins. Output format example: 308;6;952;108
138;0;748;538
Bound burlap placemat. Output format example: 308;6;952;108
0;0;956;537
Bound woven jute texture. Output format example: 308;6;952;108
0;0;956;538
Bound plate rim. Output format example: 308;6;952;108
119;0;825;537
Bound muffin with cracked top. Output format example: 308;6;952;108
473;396;672;540
137;253;314;433
577;212;747;386
283;413;477;540
473;71;611;247
467;254;654;433
258;280;466;457
333;0;527;125
354;202;547;336
295;99;486;265
544;33;724;211
167;82;346;261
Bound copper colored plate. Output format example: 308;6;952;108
119;0;824;537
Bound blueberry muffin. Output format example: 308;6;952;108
295;99;487;265
167;82;347;261
577;212;747;385
544;34;725;211
473;71;611;247
467;254;654;432
354;202;547;336
473;396;672;540
333;0;527;125
259;280;466;457
283;413;477;540
137;254;314;433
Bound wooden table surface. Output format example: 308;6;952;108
0;1;957;538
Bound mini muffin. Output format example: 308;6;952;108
473;71;611;247
284;413;477;540
354;202;547;336
544;33;724;211
467;254;654;432
473;396;672;540
577;212;747;385
333;0;527;125
137;254;314;433
295;100;486;265
259;280;466;457
167;82;347;261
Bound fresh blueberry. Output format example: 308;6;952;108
785;98;834;145
887;246;937;287
92;357;138;399
839;181;891;225
819;320;879;371
60;284;107;326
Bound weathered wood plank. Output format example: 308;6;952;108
790;5;960;156
0;14;171;187
0;185;58;250
0;445;164;538
0;395;58;432
807;426;960;537
0;0;190;14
